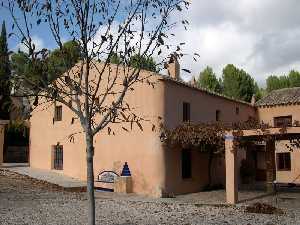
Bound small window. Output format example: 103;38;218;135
182;149;192;179
277;152;291;171
53;145;63;170
216;110;221;122
236;107;239;115
183;102;190;122
274;116;292;127
54;105;62;121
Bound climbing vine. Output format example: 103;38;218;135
160;118;300;187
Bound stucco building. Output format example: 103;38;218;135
255;88;300;185
23;60;300;197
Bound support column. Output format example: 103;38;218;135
0;124;4;165
266;139;276;193
225;135;238;204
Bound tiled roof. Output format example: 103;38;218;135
256;87;300;107
158;75;253;106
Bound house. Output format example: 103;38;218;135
27;59;257;197
255;87;300;184
224;87;300;203
20;55;300;197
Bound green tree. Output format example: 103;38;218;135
266;75;290;92
47;40;81;81
108;52;122;65
129;54;157;72
0;21;11;119
197;66;221;93
222;64;240;99
288;70;300;87
279;76;290;88
11;51;49;90
222;64;256;102
266;76;280;92
266;70;300;93
107;53;157;72
11;51;30;76
254;83;264;101
11;41;81;88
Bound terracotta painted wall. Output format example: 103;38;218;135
92;77;166;196
29;63;258;196
258;105;300;184
257;104;300;126
30;104;87;180
163;80;256;128
162;80;256;193
30;65;166;196
275;140;300;184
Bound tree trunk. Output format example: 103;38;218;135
86;134;95;225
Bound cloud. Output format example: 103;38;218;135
11;1;300;87
168;0;300;86
89;17;176;68
16;35;45;52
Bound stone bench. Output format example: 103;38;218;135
95;171;119;191
95;169;132;193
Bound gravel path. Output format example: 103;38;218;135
1;169;300;225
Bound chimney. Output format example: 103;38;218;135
166;54;180;80
251;94;256;106
190;76;197;86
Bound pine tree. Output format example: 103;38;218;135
0;21;11;119
197;66;222;93
0;21;10;95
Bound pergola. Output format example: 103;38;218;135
225;126;300;204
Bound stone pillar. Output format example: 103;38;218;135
225;135;238;204
114;176;133;193
266;139;276;193
0;124;4;165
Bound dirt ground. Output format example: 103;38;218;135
1;169;300;225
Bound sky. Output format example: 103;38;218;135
174;0;300;85
2;0;300;87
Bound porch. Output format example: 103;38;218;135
225;126;300;204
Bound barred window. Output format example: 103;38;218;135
277;152;291;171
274;116;292;127
54;106;62;121
53;145;63;170
183;102;190;122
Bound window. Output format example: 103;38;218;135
53;145;63;170
182;149;192;179
274;116;292;127
216;110;221;122
183;102;190;122
54;105;62;121
236;107;239;115
277;152;291;171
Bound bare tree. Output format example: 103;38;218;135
2;1;193;224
